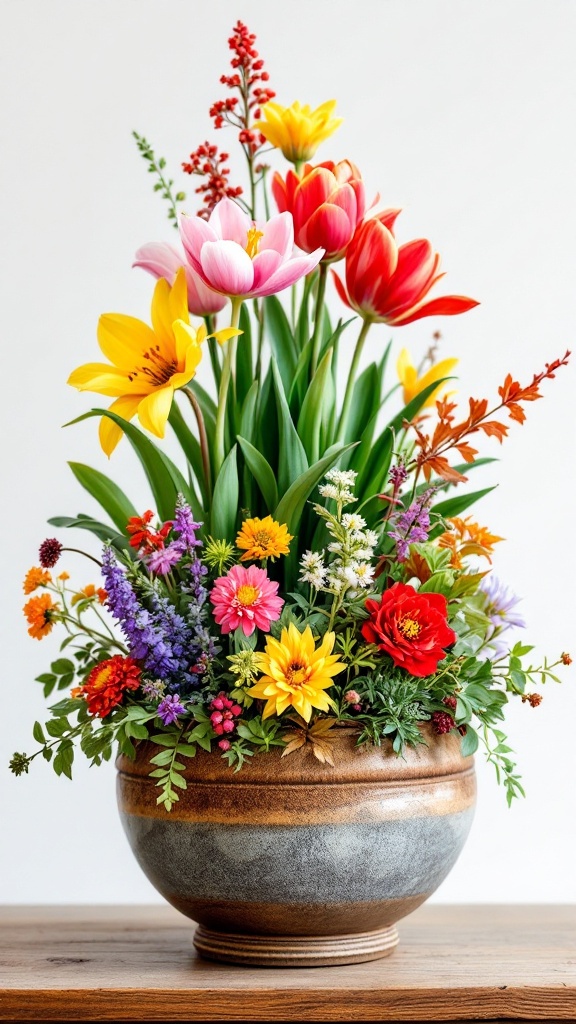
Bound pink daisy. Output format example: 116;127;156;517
210;564;284;637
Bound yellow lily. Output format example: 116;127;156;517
397;348;459;408
68;269;239;456
259;100;342;165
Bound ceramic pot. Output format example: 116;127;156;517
117;725;475;967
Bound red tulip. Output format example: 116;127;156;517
272;160;366;262
333;213;479;325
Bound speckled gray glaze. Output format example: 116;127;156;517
119;810;474;906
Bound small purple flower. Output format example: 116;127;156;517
174;495;202;550
157;694;186;725
141;679;166;701
388;488;435;561
480;576;526;656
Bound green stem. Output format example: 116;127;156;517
335;318;372;443
214;298;243;474
205;316;222;389
62;548;102;568
309;263;328;379
254;298;265;381
183;386;212;493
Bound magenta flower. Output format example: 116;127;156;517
133;241;227;316
210;564;284;636
179;197;324;300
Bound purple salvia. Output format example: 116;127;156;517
157;693;186;725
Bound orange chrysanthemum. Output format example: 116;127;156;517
78;655;141;718
71;584;108;606
23;593;60;640
23;567;52;595
236;516;293;562
437;516;504;569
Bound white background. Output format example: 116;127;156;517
1;0;575;905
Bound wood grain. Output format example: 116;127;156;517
0;904;574;1021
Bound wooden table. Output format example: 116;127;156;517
0;904;574;1021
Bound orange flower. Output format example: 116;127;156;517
236;516;293;562
437;517;504;568
58;572;70;581
23;593;60;640
78;656;141;718
23;567;52;594
71;584;108;606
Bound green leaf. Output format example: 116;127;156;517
239;381;259;445
297;348;333;464
432;486;497;520
67;463;138;533
460;727;479;757
236;304;254;407
274;442;356;538
237;437;278;512
271;360;308;493
32;722;45;744
47;515;129;550
66;409;188;522
211;445;239;541
51;658;75;676
264;295;298;391
168;399;207;511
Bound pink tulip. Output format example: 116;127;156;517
179;197;324;300
133;241;227;316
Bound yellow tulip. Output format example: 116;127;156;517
259;100;342;165
397;348;458;408
68;269;239;455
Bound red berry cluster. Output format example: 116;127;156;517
182;142;244;220
39;537;63;568
210;21;275;154
210;693;242;751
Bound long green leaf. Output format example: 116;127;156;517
48;515;129;550
239;380;259;445
297;348;333;464
68;462;137;533
274;442;356;536
236;304;254;408
211;445;239;541
67;409;190;522
264;295;298;391
271;360;308;493
168;399;207;510
237;436;278;512
431;486;497;520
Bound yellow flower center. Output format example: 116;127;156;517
398;616;421;639
127;345;178;386
254;529;272;547
92;665;112;691
286;661;311;688
236;584;260;607
245;227;264;260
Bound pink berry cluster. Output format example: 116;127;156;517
344;689;362;712
210;693;242;751
432;695;457;735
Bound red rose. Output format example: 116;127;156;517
361;582;456;677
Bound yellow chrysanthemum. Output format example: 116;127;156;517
23;567;52;594
248;623;346;723
236;516;293;562
397;348;459;408
68;268;240;456
259;100;342;164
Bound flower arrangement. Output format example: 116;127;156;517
13;20;571;812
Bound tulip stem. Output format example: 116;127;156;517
335;318;373;443
309;263;328;379
214;298;243;476
183;386;212;495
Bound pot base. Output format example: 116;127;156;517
193;922;399;967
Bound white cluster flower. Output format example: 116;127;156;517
318;468;358;506
341;513;366;532
299;549;328;589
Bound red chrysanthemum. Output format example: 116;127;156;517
79;655;141;718
361;582;456;677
